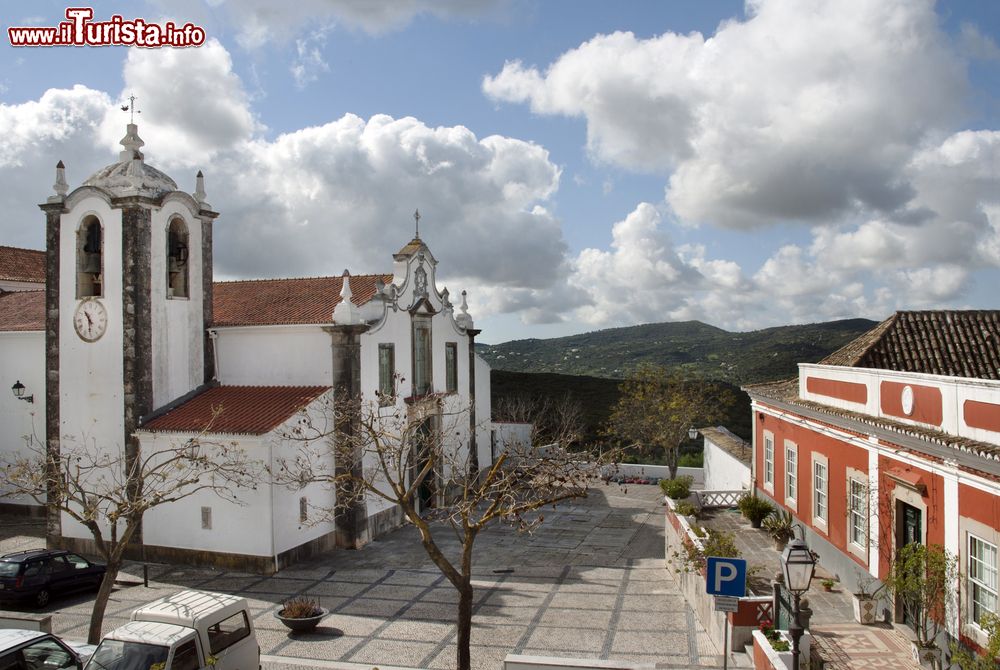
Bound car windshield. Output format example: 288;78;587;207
0;561;20;576
83;639;170;670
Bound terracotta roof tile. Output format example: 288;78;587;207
0;246;45;284
698;426;751;465
0;290;45;331
142;385;329;435
212;274;393;327
820;310;1000;379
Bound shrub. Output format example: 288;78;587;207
737;493;774;526
702;530;740;559
762;508;795;542
678;451;703;468
661;475;694;500
674;501;698;517
281;596;322;618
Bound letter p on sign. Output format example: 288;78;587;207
705;556;747;598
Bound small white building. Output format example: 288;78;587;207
0;123;492;572
699;426;752;491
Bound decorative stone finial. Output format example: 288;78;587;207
194;170;208;205
455;290;474;329
119;123;145;163
52;160;68;199
333;269;362;325
441;286;451;309
414;209;421;239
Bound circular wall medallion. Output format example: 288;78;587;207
73;299;108;342
901;385;915;416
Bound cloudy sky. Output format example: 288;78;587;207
1;0;999;343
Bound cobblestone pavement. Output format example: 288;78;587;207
1;485;723;669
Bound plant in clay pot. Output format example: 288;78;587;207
762;508;795;551
851;574;884;625
276;596;327;632
737;493;774;529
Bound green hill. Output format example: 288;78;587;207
479;318;877;383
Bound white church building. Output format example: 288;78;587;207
0;123;492;572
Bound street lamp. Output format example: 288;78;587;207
10;380;33;404
780;536;816;670
688;426;698;440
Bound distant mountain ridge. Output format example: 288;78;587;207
479;318;878;384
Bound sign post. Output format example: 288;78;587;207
705;557;747;670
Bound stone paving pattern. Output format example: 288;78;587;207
1;486;724;669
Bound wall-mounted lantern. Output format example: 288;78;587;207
11;380;33;404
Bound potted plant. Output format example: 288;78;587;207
851;574;884;625
762;508;795;551
821;578;836;592
883;543;957;669
276;596;328;632
660;475;694;501
674;500;698;524
737;493;774;529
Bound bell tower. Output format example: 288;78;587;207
39;123;217;548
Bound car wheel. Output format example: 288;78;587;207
35;588;51;607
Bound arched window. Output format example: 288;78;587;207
166;218;189;299
76;217;102;298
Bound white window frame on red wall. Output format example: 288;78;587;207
812;453;829;534
846;470;868;562
969;533;999;629
784;440;797;511
763;431;775;494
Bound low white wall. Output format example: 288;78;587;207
704;439;750;491
505;654;635;670
611;463;705;488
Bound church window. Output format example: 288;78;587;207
77;216;103;298
200;507;212;530
412;317;433;396
378;344;395;402
167;218;189;298
299;497;308;523
445;342;458;393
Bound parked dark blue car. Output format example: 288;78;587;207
0;548;106;607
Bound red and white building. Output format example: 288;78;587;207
746;311;1000;650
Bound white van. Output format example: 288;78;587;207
85;590;260;670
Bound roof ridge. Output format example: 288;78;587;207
214;273;392;285
0;245;44;254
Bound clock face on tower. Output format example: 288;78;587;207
73;299;108;342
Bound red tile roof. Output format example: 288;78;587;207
820;310;1000;379
142;385;329;435
0;246;45;284
212;274;393;327
0;290;45;331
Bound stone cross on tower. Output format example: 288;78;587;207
414;209;421;239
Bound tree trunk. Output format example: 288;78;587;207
456;580;474;670
455;526;477;670
667;446;679;480
88;559;121;644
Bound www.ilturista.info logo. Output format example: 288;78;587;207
8;7;206;47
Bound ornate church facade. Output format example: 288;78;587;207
0;123;492;572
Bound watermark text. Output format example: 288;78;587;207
8;8;206;47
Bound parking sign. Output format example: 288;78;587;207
705;556;747;598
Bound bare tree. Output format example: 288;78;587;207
273;390;611;670
606;364;733;479
1;409;260;643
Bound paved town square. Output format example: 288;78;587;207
1;485;724;669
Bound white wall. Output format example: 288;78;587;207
475;354;492;468
0;331;45;507
492;422;533;459
150;202;204;408
213;326;332;386
58;196;126;541
703;439;751;491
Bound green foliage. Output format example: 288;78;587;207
883;543;958;648
662;475;694;500
478;318;875;383
671;529;741;573
770;639;790;652
607;365;733;473
674;501;698;517
678;451;703;467
702;530;740;559
738;493;774;525
762;508;795;542
951;612;1000;669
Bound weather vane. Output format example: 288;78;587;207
120;93;140;124
414;209;421;238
